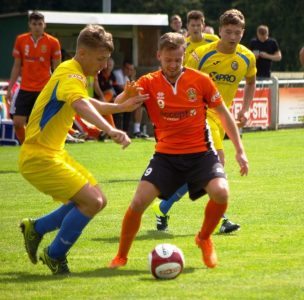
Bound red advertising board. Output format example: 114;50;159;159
230;88;271;128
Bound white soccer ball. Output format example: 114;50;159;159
148;243;185;279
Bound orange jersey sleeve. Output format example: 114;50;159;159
13;33;61;91
137;68;222;154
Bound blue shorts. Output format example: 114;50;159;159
141;151;226;201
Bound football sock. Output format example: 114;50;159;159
117;206;142;258
34;202;75;235
48;207;91;259
159;184;188;215
199;199;228;240
133;122;140;133
15;127;25;144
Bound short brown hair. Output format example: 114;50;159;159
219;9;245;28
257;25;269;36
158;32;185;51
170;14;182;23
29;11;44;22
187;10;205;24
77;24;114;52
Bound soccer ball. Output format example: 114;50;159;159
148;243;185;279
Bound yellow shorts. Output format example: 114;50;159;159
19;144;97;203
207;115;225;150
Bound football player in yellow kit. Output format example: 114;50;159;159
19;24;148;275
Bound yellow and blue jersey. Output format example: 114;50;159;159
186;41;256;108
24;59;89;151
184;33;219;65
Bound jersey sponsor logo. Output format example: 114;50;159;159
231;61;238;71
160;109;194;121
213;60;221;65
144;167;152;176
209;72;236;83
186;88;198;102
68;74;86;85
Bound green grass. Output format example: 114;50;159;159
0;129;304;300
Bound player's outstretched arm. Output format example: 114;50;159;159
90;92;148;114
215;102;249;176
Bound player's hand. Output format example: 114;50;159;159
236;152;249;176
119;93;149;112
259;51;268;59
237;110;249;127
107;128;131;149
124;81;144;98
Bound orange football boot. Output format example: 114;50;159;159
195;234;217;268
108;256;128;269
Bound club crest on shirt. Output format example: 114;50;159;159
41;45;47;53
231;61;238;71
157;92;165;109
186;88;197;102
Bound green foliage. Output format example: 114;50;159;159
1;0;303;71
0;129;304;299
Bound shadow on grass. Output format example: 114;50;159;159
139;267;197;281
92;230;193;243
1;268;148;283
1;266;197;283
0;170;18;174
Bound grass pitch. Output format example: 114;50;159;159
0;128;303;299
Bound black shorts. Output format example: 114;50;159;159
141;151;226;201
14;89;40;116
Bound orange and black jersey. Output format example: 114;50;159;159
137;67;223;154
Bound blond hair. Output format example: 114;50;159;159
77;24;114;52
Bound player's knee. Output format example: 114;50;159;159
213;185;229;204
93;194;107;213
131;196;148;212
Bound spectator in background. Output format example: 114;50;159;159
95;57;122;128
184;10;219;64
6;11;61;144
249;25;282;78
299;46;304;67
169;14;187;36
203;25;215;34
114;61;149;138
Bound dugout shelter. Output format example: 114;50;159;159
0;10;169;79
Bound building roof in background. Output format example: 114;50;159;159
28;10;168;26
